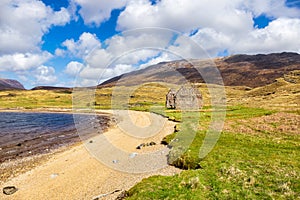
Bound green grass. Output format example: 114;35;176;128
159;106;277;169
163;106;275;122
225;106;275;119
126;130;300;199
0;90;72;109
125;106;299;199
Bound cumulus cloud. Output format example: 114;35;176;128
34;65;57;85
231;18;300;54
117;0;254;34
105;29;172;62
116;0;300;56
85;48;113;68
242;0;300;18
79;66;103;80
79;63;134;85
0;0;70;88
63;30;173;70
165;28;233;58
61;32;101;57
139;53;175;69
65;61;84;76
72;0;127;26
118;0;299;32
0;0;71;54
55;48;65;57
0;52;52;71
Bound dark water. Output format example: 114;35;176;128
0;112;110;162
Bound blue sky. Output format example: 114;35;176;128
0;0;300;89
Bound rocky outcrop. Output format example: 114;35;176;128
0;79;25;90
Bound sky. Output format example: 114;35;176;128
0;0;300;89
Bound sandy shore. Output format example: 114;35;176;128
0;110;181;200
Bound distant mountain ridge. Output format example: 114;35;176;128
0;78;25;90
99;52;300;88
31;86;71;91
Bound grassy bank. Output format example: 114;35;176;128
125;108;300;199
126;131;299;199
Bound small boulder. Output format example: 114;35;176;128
129;152;138;158
136;143;146;149
3;186;18;195
149;141;156;146
112;159;119;164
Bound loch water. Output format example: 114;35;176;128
0;112;110;162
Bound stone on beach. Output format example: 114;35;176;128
3;186;18;195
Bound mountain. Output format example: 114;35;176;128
31;86;71;90
99;52;300;88
0;78;25;90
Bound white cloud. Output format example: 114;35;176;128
62;31;173;84
34;65;57;85
79;78;99;87
118;0;300;32
112;64;134;76
105;30;172;62
65;61;84;76
47;7;71;26
0;0;71;88
230;18;300;54
85;48;113;68
61;32;101;57
117;0;254;34
55;48;65;57
0;52;52;71
78;63;135;86
242;0;300;18
70;30;173;69
188;28;232;57
0;0;71;54
139;53;175;69
72;0;127;26
74;31;173;86
115;49;160;65
79;66;103;80
167;34;214;59
115;0;300;57
167;17;300;57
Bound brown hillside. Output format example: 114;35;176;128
99;52;300;88
0;78;25;90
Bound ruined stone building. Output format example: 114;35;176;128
166;89;176;109
166;86;202;110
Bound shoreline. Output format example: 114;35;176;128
0;111;113;164
0;142;83;185
0;110;181;199
0;107;112;115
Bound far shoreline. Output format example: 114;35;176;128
0;107;113;115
